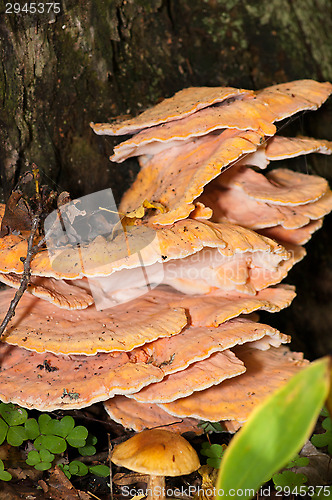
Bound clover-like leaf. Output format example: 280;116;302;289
7;425;27;446
0;403;28;426
59;463;71;479
311;433;329;447
311;415;332;454
0;418;9;446
199;421;225;433
320;408;329;418
285;455;309;468
33;435;44;450
322;417;332;432
273;470;308;488
78;434;97;456
34;461;53;471
66;425;88;448
69;460;89;476
39;448;55;463
38;414;52;434
39;435;67;454
24;418;40;440
26;450;41;466
46;415;75;438
89;464;110;477
201;442;226;469
0;459;12;482
200;441;211;456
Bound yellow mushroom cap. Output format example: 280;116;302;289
111;429;200;476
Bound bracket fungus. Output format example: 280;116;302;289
105;397;202;434
0;79;331;437
92;79;332;229
105;345;307;429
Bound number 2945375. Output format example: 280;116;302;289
5;3;61;14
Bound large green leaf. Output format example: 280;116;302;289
326;364;332;419
217;357;330;500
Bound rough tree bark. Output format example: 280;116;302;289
0;0;331;356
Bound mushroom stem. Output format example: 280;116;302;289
147;475;166;500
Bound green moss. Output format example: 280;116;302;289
244;0;332;81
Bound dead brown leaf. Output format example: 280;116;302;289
39;466;91;500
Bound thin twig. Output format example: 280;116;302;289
87;492;102;500
0;210;43;339
108;433;113;500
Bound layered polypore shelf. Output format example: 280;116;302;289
0;79;331;433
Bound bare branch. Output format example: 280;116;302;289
0;209;43;340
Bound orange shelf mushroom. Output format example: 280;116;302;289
105;345;308;430
91;86;254;135
118;129;265;226
158;345;308;423
105;344;308;430
0;288;187;355
92;80;332;228
105;396;202;434
0;206;299;307
0;273;94;310
108;97;276;163
200;167;332;245
265;136;332;160
0;286;292;411
0;79;331;435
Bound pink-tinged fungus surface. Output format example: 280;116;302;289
150;284;296;327
128;351;246;404
0;343;165;411
159;345;308;422
0;274;93;310
0;289;187;355
255;80;332;120
110;97;276;163
259;219;324;245
219;167;328;206
119;129;264;225
265;136;332;160
104;396;202;433
90;86;253;136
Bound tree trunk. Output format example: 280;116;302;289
0;0;331;356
